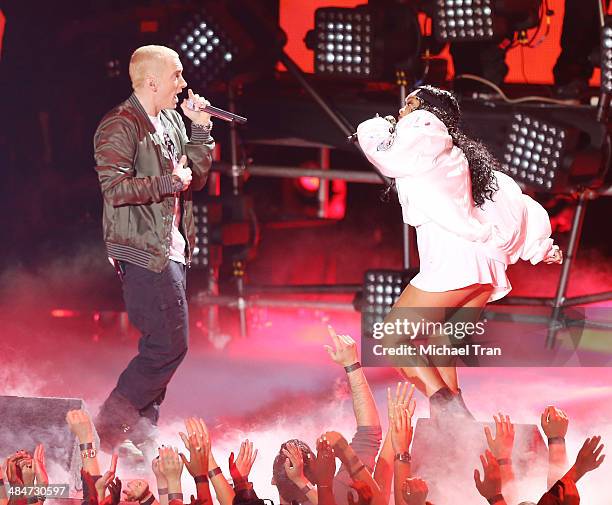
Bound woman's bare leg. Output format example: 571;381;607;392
435;284;493;392
390;283;491;397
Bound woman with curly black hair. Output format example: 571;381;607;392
357;85;563;419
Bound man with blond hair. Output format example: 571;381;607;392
93;45;214;454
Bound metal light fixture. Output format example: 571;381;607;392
501;113;571;191
361;270;417;339
600;17;612;94
434;0;494;42
173;13;236;87
307;3;421;82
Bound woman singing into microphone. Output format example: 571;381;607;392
356;86;563;419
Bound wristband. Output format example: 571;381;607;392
349;464;365;478
487;494;504;505
548;437;565;445
394;452;411;463
208;467;223;479
168;493;183;501
26;497;39;504
192;121;213;130
496;458;512;466
194;475;209;484
344;362;361;373
158;488;168;496
141;496;155;505
79;442;93;451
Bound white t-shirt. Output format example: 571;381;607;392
149;113;186;265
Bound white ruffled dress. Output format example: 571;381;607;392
356;110;555;302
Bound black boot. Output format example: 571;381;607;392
95;390;157;453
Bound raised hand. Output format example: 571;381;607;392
18;458;34;486
474;450;502;500
312;436;336;487
401;478;429;505
32;444;49;486
229;440;258;483
282;443;306;484
485;414;515;460
180;89;212;125
66;410;94;443
324;325;359;367
5;454;24;485
152;454;168;489
387;382;416;422
100;477;122;505
180;433;209;478
95;455;118;502
390;405;413;454
159;447;184;483
540;406;569;439
573;436;605;479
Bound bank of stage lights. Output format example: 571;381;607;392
434;0;494;42
313;8;375;78
310;4;421;81
361;270;417;339
501;113;570;192
174;14;235;86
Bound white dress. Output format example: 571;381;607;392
356;110;556;302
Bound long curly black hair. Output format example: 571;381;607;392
412;85;499;207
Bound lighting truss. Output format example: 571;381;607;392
501;112;571;191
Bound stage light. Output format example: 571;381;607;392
174;14;236;86
192;203;212;268
307;4;421;81
434;0;494;42
433;0;540;42
601;17;612;94
501;113;571;191
361;270;417;339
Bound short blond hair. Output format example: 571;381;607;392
129;45;179;90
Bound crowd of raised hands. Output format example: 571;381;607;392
0;327;606;505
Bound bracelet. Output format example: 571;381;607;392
348;463;365;478
79;442;93;451
26;497;39;504
344;362;361;373
487;494;504;505
208;467;223;479
548;437;565;445
168;493;183;501
496;458;512;466
194;475;209;484
192;121;213;130
158;488;169;496
141;496;155;505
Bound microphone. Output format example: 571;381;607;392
187;99;248;125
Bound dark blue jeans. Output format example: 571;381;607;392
113;260;189;423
